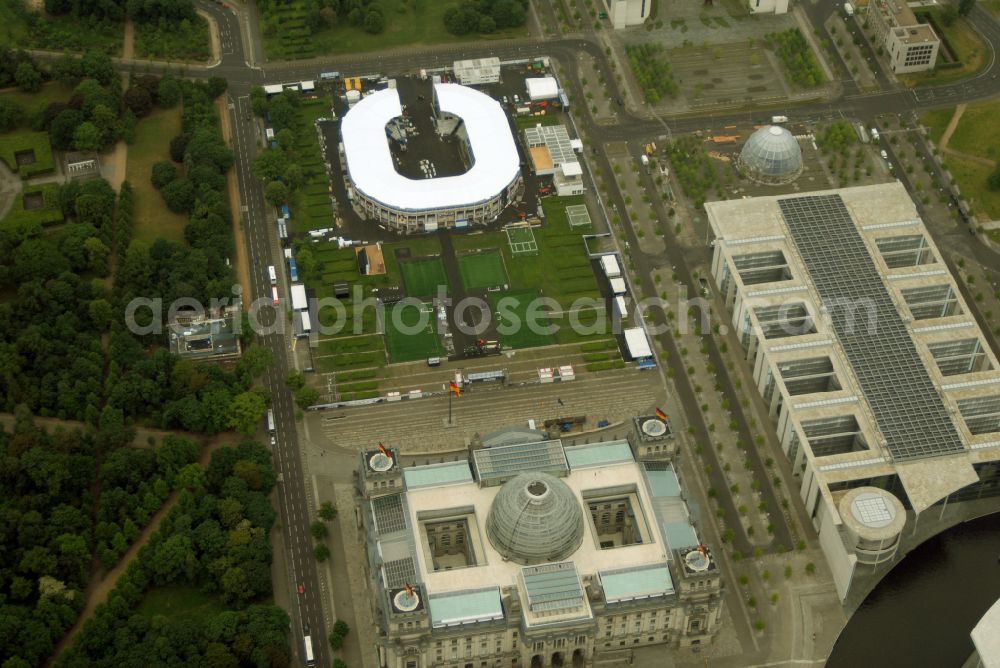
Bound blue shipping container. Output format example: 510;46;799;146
288;257;299;282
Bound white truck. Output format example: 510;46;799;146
870;127;880;142
771;115;788;124
844;2;855;16
640;154;650;168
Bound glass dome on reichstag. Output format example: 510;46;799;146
485;472;584;565
738;125;803;185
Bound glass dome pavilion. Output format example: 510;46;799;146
738;125;803;185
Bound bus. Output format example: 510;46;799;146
302;635;315;667
266;409;275;434
271;285;280;306
267;265;277;284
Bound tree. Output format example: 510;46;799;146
124;86;153;117
478;15;496;32
286;370;305;391
52;54;83;86
264;180;289;207
84;237;110;274
275;128;294;151
81;49;115;85
988;165;1000;191
295;386;319;409
72;122;102;151
314;543;330;562
329;627;344;650
253;148;289;183
333;620;349;637
89;298;114;330
310;521;328;540
959;0;976;15
15;62;42;93
364;8;385;33
207;76;228;98
161;177;196;213
158;76;182;108
227;391;267;435
318;501;337;521
941;3;959;24
50;109;85;150
169;134;190;162
151;160;178;189
0;98;23;132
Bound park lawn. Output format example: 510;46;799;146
311;237;442;299
0;183;63;230
944;99;1000;161
263;0;527;59
383;301;443;362
920;107;956;145
127;107;188;243
289;98;334;232
400;257;448;298
905;12;987;86
514;113;562;130
947;157;1000;221
457;250;508;289
0;129;55;178
0;82;75;121
134;15;211;62
488;289;556;349
137;586;227;624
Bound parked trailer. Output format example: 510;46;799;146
855;122;871;144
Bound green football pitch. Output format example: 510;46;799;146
488;289;555;349
458;251;508;290
400;258;448;298
383;301;444;362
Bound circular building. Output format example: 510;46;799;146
737;125;803;185
838;487;906;566
485;472;584;565
341;83;522;233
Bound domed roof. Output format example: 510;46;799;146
738;125;803;184
485;472;584;565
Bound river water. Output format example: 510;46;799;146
828;512;1000;668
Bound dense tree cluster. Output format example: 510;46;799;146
443;0;527;35
249;88;305;207
57;441;289;668
0;413;94;667
259;0;386;34
765;29;825;88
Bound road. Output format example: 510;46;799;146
88;1;1000;665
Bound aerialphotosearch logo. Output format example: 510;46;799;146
123;283;881;343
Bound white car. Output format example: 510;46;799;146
880;149;888;160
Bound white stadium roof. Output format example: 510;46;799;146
341;83;520;212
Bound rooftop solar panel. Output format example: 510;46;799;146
778;194;965;461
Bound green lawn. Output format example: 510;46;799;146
945;99;1000;161
920;107;956;145
904;12;987;86
127;107;188;243
0;2;122;54
384;301;444;362
262;0;527;59
1;184;63;230
458;250;508;290
0;129;55;179
488;289;556;349
515;113;562;130
137;586;227;624
400;257;448;298
921;99;1000;220
0;82;75;122
289;98;335;232
134;15;211;61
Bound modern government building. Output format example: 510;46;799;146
340;83;523;233
706;182;1000;601
356;424;724;668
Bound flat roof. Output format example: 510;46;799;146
526;77;559;100
403;461;474;489
623;327;652;359
564;440;634;469
428;587;504;628
972;597;1000;668
341;83;520;212
778;194;964;462
473;440;568;483
405;460;668;596
290;284;307;311
599;564;674;603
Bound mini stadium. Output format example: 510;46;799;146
340;83;523;233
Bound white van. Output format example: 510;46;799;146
267;265;277;285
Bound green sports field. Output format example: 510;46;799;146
458;251;508;290
400;258;448;298
488;289;556;349
384;301;444;362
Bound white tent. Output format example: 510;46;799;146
623;327;653;359
526;77;559;101
290;284;308;311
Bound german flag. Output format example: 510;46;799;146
655;407;667;421
378;442;389;457
449;381;461;397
